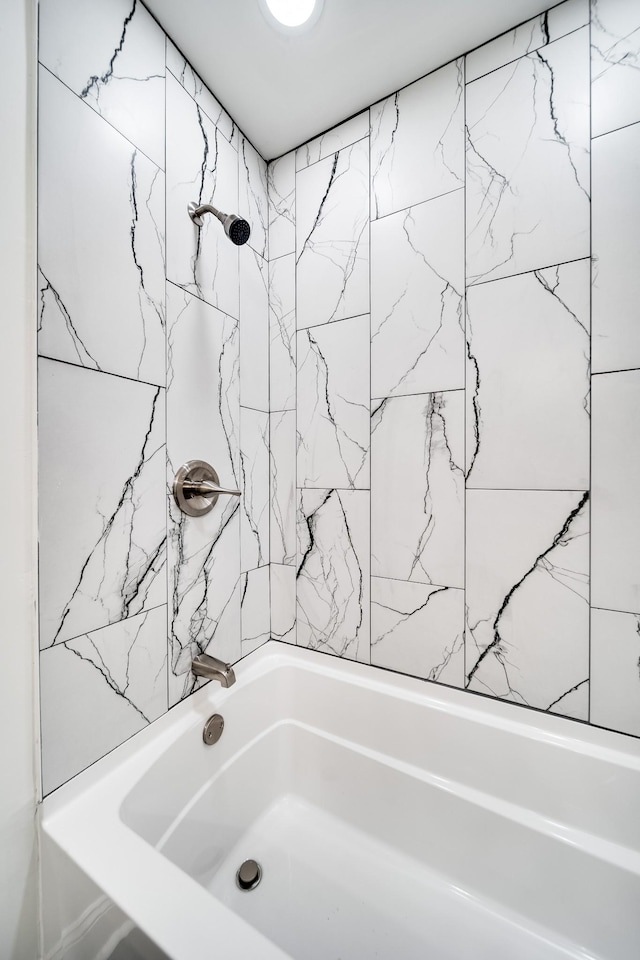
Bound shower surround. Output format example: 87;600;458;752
37;0;640;795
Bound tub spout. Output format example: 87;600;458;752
192;653;236;687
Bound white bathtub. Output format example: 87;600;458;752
41;642;640;960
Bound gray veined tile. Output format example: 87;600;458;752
296;139;369;329
39;0;165;169
371;392;464;588
38;66;165;386
371;578;464;687
239;136;269;259
591;608;640;737
268;151;296;261
370;190;464;400
271;564;296;644
269;254;296;412
166;72;239;319
240;408;270;573
466;260;590;490
297;489;370;663
166;39;237;148
240;249;269;412
40;605;168;795
370;59;464;220
39;359;166;650
466;0;589;83
592;0;640;138
295;112;369;171
592;124;640;374
241;566;270;657
466;27;590;285
166;284;240;705
592;370;640;615
297;315;370;490
466;490;589;719
270;410;296;566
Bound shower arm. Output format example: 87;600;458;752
188;202;228;227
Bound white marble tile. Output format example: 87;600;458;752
39;359;166;649
296;112;369;171
466;0;589;82
297;315;370;490
592;370;640;615
166;39;237;148
466;260;590;490
240;408;269;572
592;123;640;374
370;59;464;220
297;489;370;662
239;135;268;259
269;253;296;412
241;566;270;656
166;72;239;319
271;564;296;644
371;190;464;400
466;490;589;719
371;578;464;686
296;139;369;329
371;392;464;587
40;605;168;794
166;284;240;704
38;67;165;386
591;608;640;737
268;151;295;260
592;0;640;138
39;0;165;168
466;28;590;285
240;249;269;411
270;410;296;566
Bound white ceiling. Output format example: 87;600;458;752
146;0;553;160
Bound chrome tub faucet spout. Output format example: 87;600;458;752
192;653;236;688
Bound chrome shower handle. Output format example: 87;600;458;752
173;460;241;518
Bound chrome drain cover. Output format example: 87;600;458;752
236;858;262;891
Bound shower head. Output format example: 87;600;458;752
188;201;251;246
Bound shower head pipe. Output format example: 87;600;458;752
187;201;251;245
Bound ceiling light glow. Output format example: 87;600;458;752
265;0;317;28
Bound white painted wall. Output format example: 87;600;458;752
0;0;40;957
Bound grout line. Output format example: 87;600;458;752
37;354;165;391
588;7;593;726
468;255;591;288
591;118;640;142
592;367;640;377
466;23;589;86
370;184;465;224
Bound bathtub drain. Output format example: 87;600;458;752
236;859;262;891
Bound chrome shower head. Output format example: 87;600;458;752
188;201;251;246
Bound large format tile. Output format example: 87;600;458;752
38;67;165;386
371;578;464;686
592;0;640;138
296;139;369;329
240;408;269;573
297;489;370;662
40;606;167;795
371;190;464;399
166;39;237;148
371;392;464;587
268;152;295;261
466;490;589;719
370;59;464;220
592;123;640;374
466;28;590;285
296;113;369;171
39;360;166;650
592;370;640;615
591;608;640;737
270;410;296;566
166;284;240;704
239;135;268;260
166;72;239;319
269;254;296;412
39;0;165;168
240;249;269;412
466;261;590;489
297;316;370;490
466;0;589;82
271;564;296;644
241;566;270;657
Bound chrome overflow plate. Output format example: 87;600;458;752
203;713;224;745
173;459;241;518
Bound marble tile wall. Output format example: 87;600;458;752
38;0;269;794
268;0;640;740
